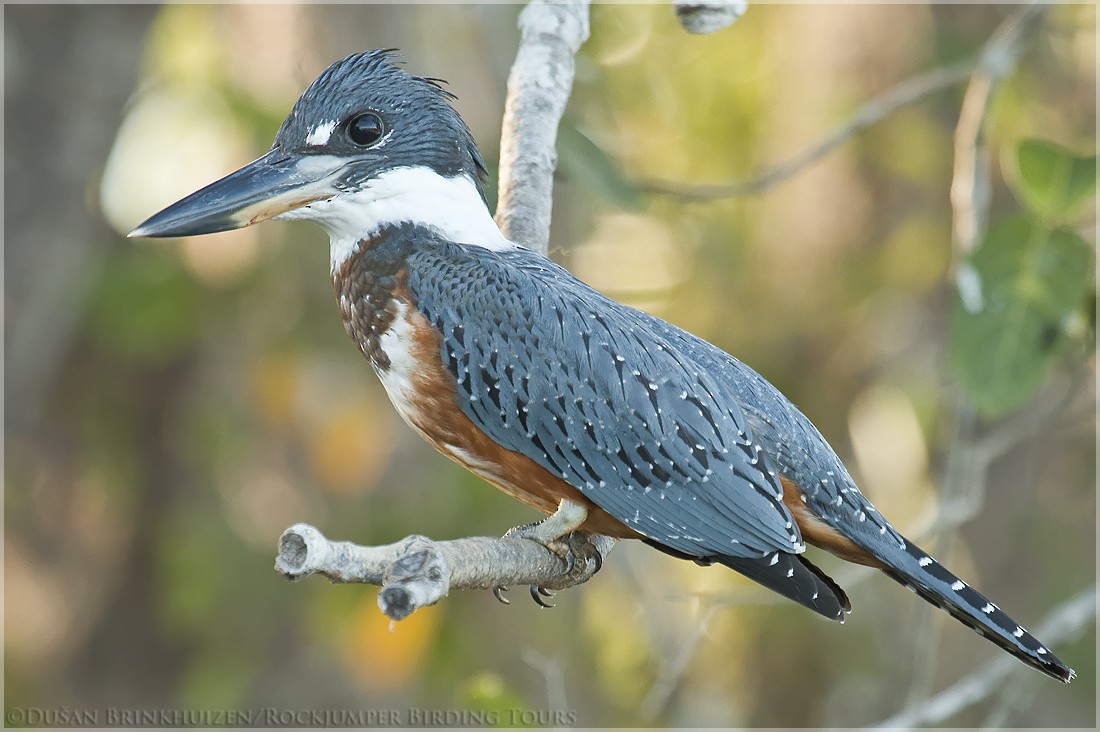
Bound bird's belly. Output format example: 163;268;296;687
371;302;430;430
373;313;509;485
372;301;636;538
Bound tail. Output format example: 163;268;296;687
643;539;850;622
881;536;1074;683
717;551;851;623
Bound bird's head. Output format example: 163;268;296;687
130;50;501;263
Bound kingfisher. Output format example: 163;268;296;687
131;50;1073;683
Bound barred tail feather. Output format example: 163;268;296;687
883;537;1074;683
718;551;851;623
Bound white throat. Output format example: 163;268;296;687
275;165;515;271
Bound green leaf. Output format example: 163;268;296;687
1011;138;1096;223
557;123;643;211
950;215;1093;418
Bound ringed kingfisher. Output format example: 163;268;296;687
131;50;1073;683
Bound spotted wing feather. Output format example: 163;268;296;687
409;244;803;564
627;272;1073;679
408;236;1067;672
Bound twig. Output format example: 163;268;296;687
674;0;747;35
639;58;977;201
640;601;720;722
980;673;1039;729
276;524;612;621
907;3;1048;701
867;586;1096;729
903;403;979;705
495;0;591;255
276;1;609;618
972;367;1088;463
521;649;570;713
952;1;1047;311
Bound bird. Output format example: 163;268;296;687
131;50;1074;683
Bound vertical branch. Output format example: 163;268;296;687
951;1;1047;311
904;403;980;704
277;0;610;620
674;0;747;35
494;0;591;255
640;601;720;722
520;648;570;713
906;2;1047;704
869;587;1096;729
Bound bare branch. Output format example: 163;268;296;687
907;3;1048;699
275;1;609;619
640;601;720;722
952;2;1047;310
972;368;1089;463
521;649;570;713
495;0;591;255
868;586;1096;729
276;524;613;621
639;58;977;201
674;0;746;35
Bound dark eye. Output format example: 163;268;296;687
347;112;385;146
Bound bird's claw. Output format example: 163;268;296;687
559;545;576;575
494;584;555;608
530;585;555;608
496;521;607;611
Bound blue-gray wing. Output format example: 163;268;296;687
637;315;906;552
408;243;802;561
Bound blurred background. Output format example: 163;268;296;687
5;3;1095;727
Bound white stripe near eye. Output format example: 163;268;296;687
305;120;338;146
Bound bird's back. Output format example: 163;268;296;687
406;233;808;561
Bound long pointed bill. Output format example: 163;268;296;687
128;150;347;238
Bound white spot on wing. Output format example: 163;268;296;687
951;580;966;591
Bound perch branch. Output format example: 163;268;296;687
495;0;591;255
952;1;1046;310
276;1;614;617
906;3;1047;702
639;57;977;201
276;524;614;621
868;586;1096;729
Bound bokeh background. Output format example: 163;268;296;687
5;3;1096;727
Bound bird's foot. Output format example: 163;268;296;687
494;500;601;607
492;531;605;608
504;521;576;572
530;585;555;608
503;498;589;561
